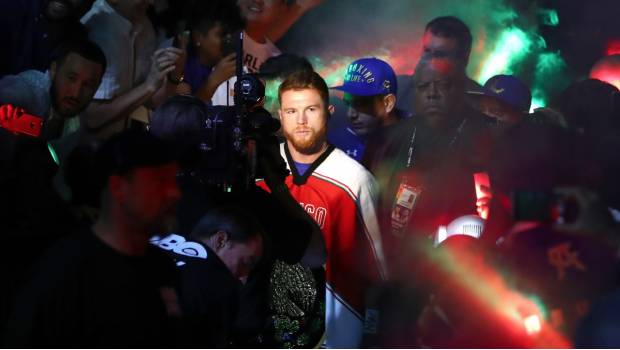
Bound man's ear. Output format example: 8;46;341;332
384;94;397;114
328;104;335;115
210;230;229;251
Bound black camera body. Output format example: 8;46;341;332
150;32;279;191
189;101;277;189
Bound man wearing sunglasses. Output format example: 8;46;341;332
329;57;410;162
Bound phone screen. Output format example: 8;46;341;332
221;34;235;56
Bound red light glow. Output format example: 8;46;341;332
590;54;620;90
606;40;620;56
524;314;542;335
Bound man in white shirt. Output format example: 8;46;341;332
81;0;184;139
207;0;326;106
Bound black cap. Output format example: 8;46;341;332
95;129;179;179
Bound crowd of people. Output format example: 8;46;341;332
1;0;620;348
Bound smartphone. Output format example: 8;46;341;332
0;104;43;137
173;30;190;49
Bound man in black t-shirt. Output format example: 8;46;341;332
4;130;183;347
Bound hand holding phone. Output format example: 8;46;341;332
221;33;236;57
174;30;190;50
0;104;43;137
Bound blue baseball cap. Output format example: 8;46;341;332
331;57;398;96
469;75;532;112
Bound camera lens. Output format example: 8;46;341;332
241;80;252;95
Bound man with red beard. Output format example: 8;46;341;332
258;70;388;348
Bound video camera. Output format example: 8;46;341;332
150;31;280;191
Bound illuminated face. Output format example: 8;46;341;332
50;53;103;119
116;163;181;234
344;94;385;138
421;31;464;63
413;60;464;130
279;88;332;155
216;235;263;280
237;0;285;27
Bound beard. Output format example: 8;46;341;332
283;123;327;155
50;79;85;119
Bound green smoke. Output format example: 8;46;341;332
263;78;283;115
280;0;572;112
475;27;537;84
470;6;568;111
308;55;360;87
531;51;569;110
539;9;560;26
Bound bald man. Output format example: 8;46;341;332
367;58;491;277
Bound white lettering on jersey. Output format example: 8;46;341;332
150;234;208;259
299;203;328;228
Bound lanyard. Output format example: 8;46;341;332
405;127;417;169
403;118;467;170
449;118;468;147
